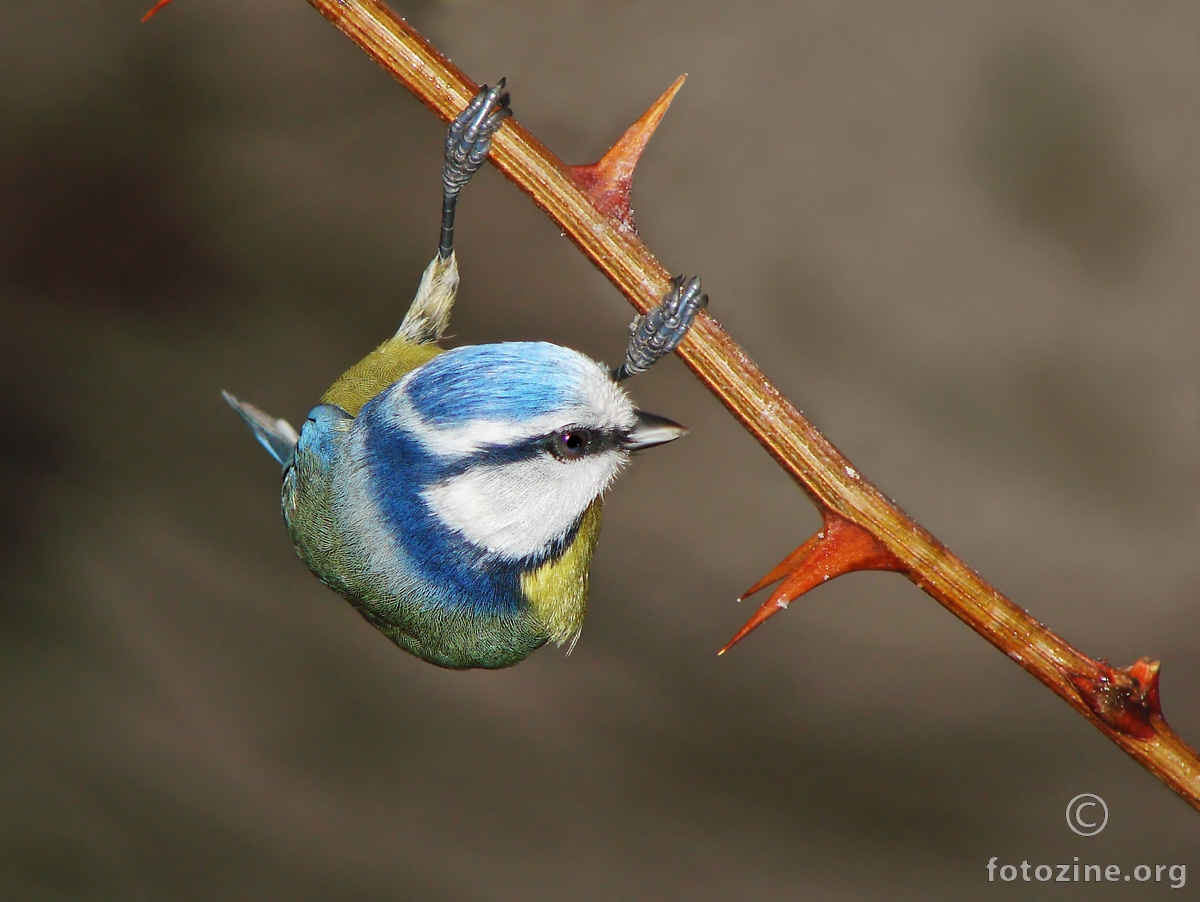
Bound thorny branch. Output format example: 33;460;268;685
187;0;1200;808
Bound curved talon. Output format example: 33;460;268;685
439;80;512;259
614;274;708;381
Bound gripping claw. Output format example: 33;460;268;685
439;81;512;260
614;275;708;381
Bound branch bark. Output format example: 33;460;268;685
303;0;1200;809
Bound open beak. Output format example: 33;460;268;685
624;409;688;451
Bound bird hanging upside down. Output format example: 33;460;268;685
225;82;707;669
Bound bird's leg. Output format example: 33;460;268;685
438;80;511;261
614;275;708;381
398;82;511;344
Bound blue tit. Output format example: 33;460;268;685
224;82;707;669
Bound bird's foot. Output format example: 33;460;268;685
614;275;708;381
443;81;511;201
438;81;511;260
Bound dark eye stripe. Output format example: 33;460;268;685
435;427;628;479
545;427;625;461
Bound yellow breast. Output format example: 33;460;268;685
520;498;603;647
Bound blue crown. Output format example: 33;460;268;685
404;342;601;425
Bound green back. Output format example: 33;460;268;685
321;336;443;415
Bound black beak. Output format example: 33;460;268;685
624;409;688;451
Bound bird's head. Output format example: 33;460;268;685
364;342;685;562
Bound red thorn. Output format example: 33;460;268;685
1067;657;1162;740
719;511;905;656
569;74;686;231
141;0;175;22
738;532;822;601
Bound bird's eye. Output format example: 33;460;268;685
549;429;591;461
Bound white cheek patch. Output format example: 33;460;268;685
423;450;626;559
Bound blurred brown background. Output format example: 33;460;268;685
3;1;1199;899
